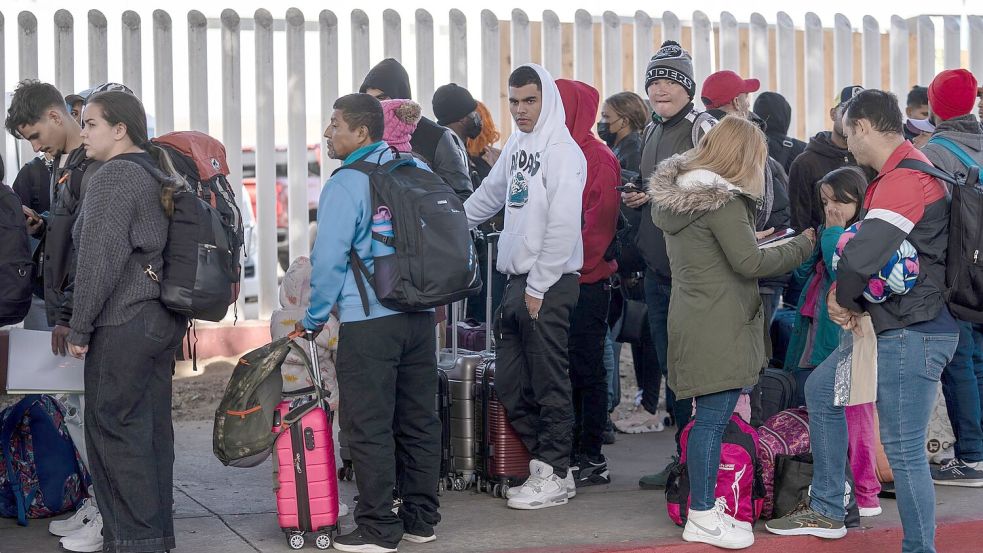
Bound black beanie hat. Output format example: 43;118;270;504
432;84;478;126
359;58;413;100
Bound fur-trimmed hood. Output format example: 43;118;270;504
648;153;760;235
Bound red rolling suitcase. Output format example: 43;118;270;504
271;332;338;550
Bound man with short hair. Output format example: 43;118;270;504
768;90;958;553
920;69;983;488
464;64;585;510
65;92;86;126
903;85;931;140
299;93;441;553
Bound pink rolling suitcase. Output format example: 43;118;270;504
271;331;338;550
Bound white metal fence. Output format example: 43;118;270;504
2;9;982;320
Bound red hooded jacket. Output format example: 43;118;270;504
556;79;620;284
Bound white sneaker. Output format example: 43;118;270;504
49;496;99;537
506;460;568;510
339;501;350;517
565;470;576;499
859;506;882;517
60;511;103;553
682;498;754;550
614;409;665;434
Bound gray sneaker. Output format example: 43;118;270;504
765;501;847;539
932;458;983;487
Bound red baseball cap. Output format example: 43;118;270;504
701;71;760;110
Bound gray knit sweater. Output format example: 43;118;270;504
68;155;168;346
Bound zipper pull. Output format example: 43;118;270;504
144;265;160;282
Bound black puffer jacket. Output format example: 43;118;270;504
787;131;854;232
753;92;806;175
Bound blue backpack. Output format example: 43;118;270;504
0;395;89;525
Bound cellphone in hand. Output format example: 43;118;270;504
756;227;797;247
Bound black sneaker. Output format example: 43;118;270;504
332;527;398;553
401;528;436;544
639;456;679;490
575;456;611;486
932;458;983;487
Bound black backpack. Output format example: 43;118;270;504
897;156;983;323
0;180;33;326
136;132;244;322
336;152;482;314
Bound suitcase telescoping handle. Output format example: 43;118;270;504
485;233;499;353
302;330;327;410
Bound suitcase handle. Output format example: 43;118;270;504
485;233;499;353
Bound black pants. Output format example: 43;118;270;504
84;302;184;553
569;281;611;460
336;312;440;547
495;273;579;475
624;278;661;415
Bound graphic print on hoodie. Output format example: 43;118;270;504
464;64;587;299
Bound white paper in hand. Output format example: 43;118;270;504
6;329;84;394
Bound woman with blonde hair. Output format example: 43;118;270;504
649;115;815;549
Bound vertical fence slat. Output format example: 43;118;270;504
776;12;796;136
634;11;652;94
221;10;243;213
153;10;173;135
833;14;853;92
661;11;680;45
480;10;501;125
54;10;74;95
187;11;208;133
254;9;276;319
690;11;711;89
286;8;309;267
449;9;468;86
970;17;983;83
88;10;107;87
602;11;622;99
511;9;531;68
320;10;339;184
121;11;142;99
804;13;825;138
749;13;768;86
719;12;739;72
415;10;435;116
383;9;401;61
890;16;909;106
542;11;562;78
18;12;38;80
943;15;960;70
916;15;934;86
351;10;370;91
574;10;593;83
861;16;881;89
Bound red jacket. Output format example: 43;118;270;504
556;79;620;284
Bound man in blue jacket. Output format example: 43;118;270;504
297;93;440;553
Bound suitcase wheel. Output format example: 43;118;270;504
314;533;331;550
492;483;502;498
338;463;355;481
287;532;305;550
452;477;467;492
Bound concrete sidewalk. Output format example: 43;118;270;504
1;417;981;553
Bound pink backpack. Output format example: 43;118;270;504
756;408;810;518
666;414;765;526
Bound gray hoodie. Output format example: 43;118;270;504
920;115;983;175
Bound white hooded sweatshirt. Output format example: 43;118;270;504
464;64;586;299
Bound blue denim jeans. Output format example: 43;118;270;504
687;389;742;511
806;327;957;553
644;272;693;453
942;321;983;462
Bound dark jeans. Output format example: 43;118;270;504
688;389;742;510
336;312;441;547
750;287;783;426
84;302;184;553
495;273;579;475
569;281;611;460
624;277;661;415
942;320;983;462
644;271;692;454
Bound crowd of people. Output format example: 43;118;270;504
1;36;982;553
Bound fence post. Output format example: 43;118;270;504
890;16;909;107
776;12;796;137
861;16;881;90
542;10;562;78
661;11;680;45
54;10;74;95
833;14;853;92
320;10;339;183
286;8;309;268
254;9;277;319
153;10;174;135
943;15;960;70
970;17;983;81
449;9;468;87
634;11;652;94
415;9;435;117
18;12;38;80
480;10;501;125
690;11;711;89
121;11;142;99
916;15;935;86
221;10;243;206
188;11;209;133
749;13;769;86
804;13;825;138
719;12;739;72
574;10;593;84
602;11;622;99
383;9;401;61
88;10;108;87
511;9;531;68
351;10;370;91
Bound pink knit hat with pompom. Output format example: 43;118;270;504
380;99;422;152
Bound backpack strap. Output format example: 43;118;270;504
928;136;980;171
690;111;717;148
895;159;956;201
1;395;42;526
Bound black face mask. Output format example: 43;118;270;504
596;121;617;147
463;112;483;140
